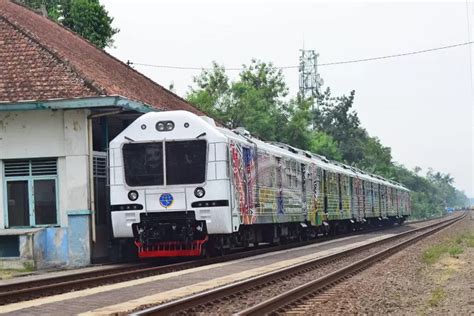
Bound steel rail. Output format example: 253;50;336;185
0;262;149;292
236;212;467;315
0;214;450;305
132;213;463;316
0;222;402;305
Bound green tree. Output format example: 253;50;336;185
186;58;470;219
309;131;342;161
187;62;231;122
279;95;312;149
22;0;119;48
358;136;392;175
187;60;292;141
314;88;367;163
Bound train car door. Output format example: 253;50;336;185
242;146;256;224
370;182;375;217
362;181;367;218
337;174;343;213
380;186;387;218
349;177;355;219
276;157;284;216
301;164;307;215
323;169;328;215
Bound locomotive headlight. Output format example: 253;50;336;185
156;122;165;131
165;121;175;131
128;190;139;201
156;121;174;131
194;187;205;198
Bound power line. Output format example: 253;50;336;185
128;41;474;71
318;41;473;66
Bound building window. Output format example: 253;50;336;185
4;159;58;227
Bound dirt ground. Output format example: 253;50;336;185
303;212;474;315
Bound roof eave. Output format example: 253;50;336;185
0;96;156;113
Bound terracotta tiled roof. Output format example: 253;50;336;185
0;0;203;115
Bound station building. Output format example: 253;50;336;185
0;0;203;269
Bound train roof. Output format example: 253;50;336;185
214;123;408;191
112;111;408;192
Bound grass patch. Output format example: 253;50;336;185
422;230;474;264
0;268;33;280
423;244;449;264
448;245;463;257
466;238;474;248
428;287;446;307
460;232;474;247
22;261;35;272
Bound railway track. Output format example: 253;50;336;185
0;231;372;305
0;245;289;305
132;212;465;316
0;215;451;306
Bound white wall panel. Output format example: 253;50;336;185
0;160;4;229
0;110;65;159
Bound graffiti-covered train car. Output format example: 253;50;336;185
109;111;410;258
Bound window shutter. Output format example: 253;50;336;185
93;154;107;178
4;161;30;177
31;159;57;176
4;159;57;177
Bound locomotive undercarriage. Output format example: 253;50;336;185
132;211;208;258
130;211;407;258
206;215;407;256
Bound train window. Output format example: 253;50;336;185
283;159;292;189
339;175;344;196
292;161;297;188
257;152;273;187
306;166;312;193
295;162;301;188
343;176;349;195
123;142;164;186
329;172;338;195
166;140;207;185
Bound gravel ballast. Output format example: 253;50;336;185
295;212;474;315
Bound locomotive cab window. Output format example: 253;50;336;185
123;140;207;186
165;140;207;185
123;142;164;186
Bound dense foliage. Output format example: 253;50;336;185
21;0;119;48
187;60;470;218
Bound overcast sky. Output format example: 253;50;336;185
102;0;474;197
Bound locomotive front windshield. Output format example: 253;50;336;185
123;142;164;186
165;140;207;185
123;140;207;186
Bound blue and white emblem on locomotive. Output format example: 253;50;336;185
159;193;174;208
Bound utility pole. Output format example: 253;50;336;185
299;50;323;129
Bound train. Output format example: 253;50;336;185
109;110;411;258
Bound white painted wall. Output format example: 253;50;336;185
0;110;65;159
0;160;4;229
0;109;91;228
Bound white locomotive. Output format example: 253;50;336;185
109;111;410;258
